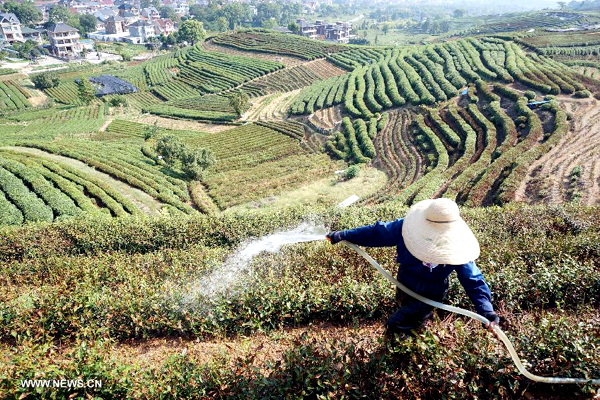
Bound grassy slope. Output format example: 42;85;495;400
0;204;598;399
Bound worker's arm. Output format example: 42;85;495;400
328;219;403;247
455;261;497;320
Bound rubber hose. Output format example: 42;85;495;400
342;241;600;385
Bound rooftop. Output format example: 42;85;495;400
49;22;79;33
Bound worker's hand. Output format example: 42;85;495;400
481;312;500;338
326;231;342;244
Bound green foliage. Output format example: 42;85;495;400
574;89;591;98
108;95;127;108
177;20;206;45
229;91;249;117
180;148;215;180
155;135;185;166
524;90;537;100
31;73;60;90
77;78;96;105
343;164;360;180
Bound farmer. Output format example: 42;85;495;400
326;198;500;339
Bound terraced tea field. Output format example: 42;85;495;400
0;26;599;400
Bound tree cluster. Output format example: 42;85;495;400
155;136;215;180
32;73;59;90
190;0;301;31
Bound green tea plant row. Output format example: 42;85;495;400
255;120;305;141
165;122;333;208
143;94;239;122
293;38;586;120
290;74;348;115
45;80;84;105
212;30;347;60
1;205;596;400
325;116;376;164
347;81;569;206
241;60;345;97
0;81;31;111
327;48;391;69
463;11;586;35
0;149;145;225
23;140;194;214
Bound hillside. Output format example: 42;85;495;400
0;205;598;398
0;26;599;399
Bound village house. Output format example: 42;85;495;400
153;18;175;36
141;6;159;20
48;22;83;58
105;15;125;34
21;27;43;44
128;19;155;43
0;13;24;44
292;18;353;44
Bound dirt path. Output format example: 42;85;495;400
243;90;300;122
99;118;113;133
309;106;342;130
2;146;164;214
515;97;600;205
132;115;236;133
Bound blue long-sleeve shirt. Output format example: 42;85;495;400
339;218;494;315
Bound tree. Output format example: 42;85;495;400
108;95;127;107
144;121;159;140
254;2;281;27
156;135;185;166
48;5;71;24
159;6;177;21
382;24;389;34
1;1;42;26
177;20;206;45
453;9;466;18
78;14;97;34
261;18;277;29
155;135;214;179
217;17;228;32
288;21;299;33
77;78;96;105
557;1;567;9
12;40;44;61
229;91;249;117
220;3;251;29
32;73;59;90
181;148;215;180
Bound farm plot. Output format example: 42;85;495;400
143;94;241;122
243;90;301;121
240;59;346;97
146;45;284;101
291;37;590;119
335;82;570;207
0;146;159;224
16;137;196;215
202;39;306;67
211;30;347;60
0;205;597;399
174;123;336;208
0;80;32;112
516;97;600;206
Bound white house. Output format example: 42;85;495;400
128;19;155;43
0;13;24;44
48;22;83;58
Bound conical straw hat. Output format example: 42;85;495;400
401;198;480;265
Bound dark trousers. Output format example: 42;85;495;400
386;267;449;335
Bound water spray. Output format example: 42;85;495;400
341;240;600;386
